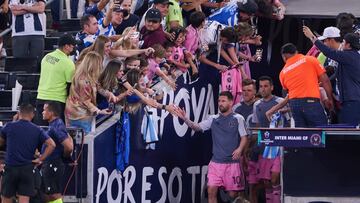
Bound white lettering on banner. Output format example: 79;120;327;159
173;88;191;137
187;166;200;203
142;167;154;203
191;88;206;136
156;167;167;203
168;168;182;203
95;167;108;203
95;165;208;202
107;170;122;202
200;166;208;201
150;85;216;139
123;166;136;203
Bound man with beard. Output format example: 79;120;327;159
140;8;167;48
174;91;248;203
252;76;285;203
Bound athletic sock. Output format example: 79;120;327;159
265;188;273;203
272;184;281;203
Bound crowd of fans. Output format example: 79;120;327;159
0;0;360;202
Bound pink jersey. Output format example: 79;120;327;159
146;58;161;81
184;25;199;55
221;67;242;104
239;44;252;78
169;46;187;72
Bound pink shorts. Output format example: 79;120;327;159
258;156;281;180
247;160;260;184
207;161;245;191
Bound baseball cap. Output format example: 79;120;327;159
318;26;341;40
238;0;258;15
154;0;173;5
58;34;80;47
344;33;360;50
145;8;162;22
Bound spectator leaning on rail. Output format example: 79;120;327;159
35;34;77;126
303;26;360;125
279;43;333;127
0;104;56;203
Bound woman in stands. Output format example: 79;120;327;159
97;59;133;109
65;51;112;134
77;35;154;67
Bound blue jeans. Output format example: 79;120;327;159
69;119;92;135
339;101;360;125
289;98;327;128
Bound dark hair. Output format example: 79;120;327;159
126;68;141;88
99;60;122;90
336;13;355;37
189;11;206;28
151;44;166;58
19;103;35;115
80;14;95;29
44;101;62;117
169;26;187;43
258;75;273;86
242;79;256;89
220;27;238;43
140;57;149;68
162;40;173;49
254;0;273;18
281;43;297;55
124;56;140;66
219;91;234;101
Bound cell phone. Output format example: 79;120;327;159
108;103;114;112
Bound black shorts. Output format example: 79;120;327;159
41;159;65;194
1;164;37;197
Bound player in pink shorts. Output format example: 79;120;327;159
175;91;248;203
258;155;281;203
208;161;245;192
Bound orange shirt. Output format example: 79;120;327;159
279;54;325;99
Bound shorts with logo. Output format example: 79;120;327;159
207;161;245;191
41;159;65;194
1;164;37;197
258;156;281;180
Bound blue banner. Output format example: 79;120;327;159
258;129;326;148
92;65;224;203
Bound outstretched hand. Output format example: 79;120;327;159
173;106;186;120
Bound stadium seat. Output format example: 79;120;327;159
14;73;40;90
0;109;17;123
0;90;37;108
45;37;59;51
0;72;9;90
0;90;12;108
5;57;39;73
59;19;81;32
20;90;38;106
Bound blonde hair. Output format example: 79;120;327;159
73;51;103;88
77;35;110;64
113;27;138;50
